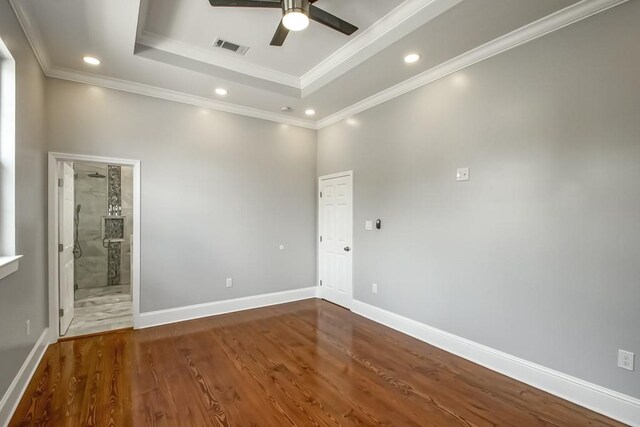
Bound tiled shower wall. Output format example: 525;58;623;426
106;165;122;286
121;166;133;284
74;163;108;288
74;162;133;289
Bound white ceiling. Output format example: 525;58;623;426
142;0;404;77
12;0;607;128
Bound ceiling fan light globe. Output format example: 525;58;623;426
282;11;309;31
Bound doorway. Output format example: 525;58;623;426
49;153;141;339
318;171;353;309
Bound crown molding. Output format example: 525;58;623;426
9;0;51;71
8;0;315;129
9;0;316;129
9;0;627;132
300;0;463;96
137;31;301;90
317;0;629;129
46;66;318;129
134;0;462;96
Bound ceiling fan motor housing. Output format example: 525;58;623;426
208;0;358;46
282;0;309;15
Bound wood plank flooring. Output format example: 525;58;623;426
10;299;624;426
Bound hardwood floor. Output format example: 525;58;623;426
10;299;623;426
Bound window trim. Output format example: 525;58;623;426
0;37;20;280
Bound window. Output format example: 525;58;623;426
0;37;21;280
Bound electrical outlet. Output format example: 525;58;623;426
372;283;378;294
26;320;30;336
226;278;233;288
618;349;634;371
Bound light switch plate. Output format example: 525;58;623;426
365;220;373;231
226;278;233;288
457;168;470;181
372;283;378;294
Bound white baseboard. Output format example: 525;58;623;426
3;299;636;426
138;287;318;329
0;328;50;427
351;300;640;426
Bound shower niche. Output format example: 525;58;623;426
102;216;126;244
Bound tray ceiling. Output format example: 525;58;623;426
10;0;615;128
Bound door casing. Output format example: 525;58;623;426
48;152;141;341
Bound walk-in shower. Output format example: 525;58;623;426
73;171;105;266
73;162;133;289
65;160;134;338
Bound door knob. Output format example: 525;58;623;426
344;246;351;252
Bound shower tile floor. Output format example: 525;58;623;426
64;285;133;338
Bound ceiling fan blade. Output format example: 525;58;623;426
270;19;289;46
208;0;281;8
309;5;358;36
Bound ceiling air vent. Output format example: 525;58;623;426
213;38;249;56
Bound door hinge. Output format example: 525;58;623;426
320;191;323;198
58;243;63;252
320;280;323;287
319;235;322;242
58;178;64;187
59;308;64;317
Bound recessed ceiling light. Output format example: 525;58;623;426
404;53;420;64
282;10;309;31
83;56;101;65
280;106;292;112
305;109;316;116
215;88;229;96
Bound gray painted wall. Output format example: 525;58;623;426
317;1;640;399
2;0;638;414
0;0;48;401
46;79;317;313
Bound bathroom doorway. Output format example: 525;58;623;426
49;153;140;339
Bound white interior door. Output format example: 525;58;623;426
58;161;75;335
318;172;353;308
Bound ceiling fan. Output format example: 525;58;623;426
207;0;359;47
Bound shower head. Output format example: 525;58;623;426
88;172;106;179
